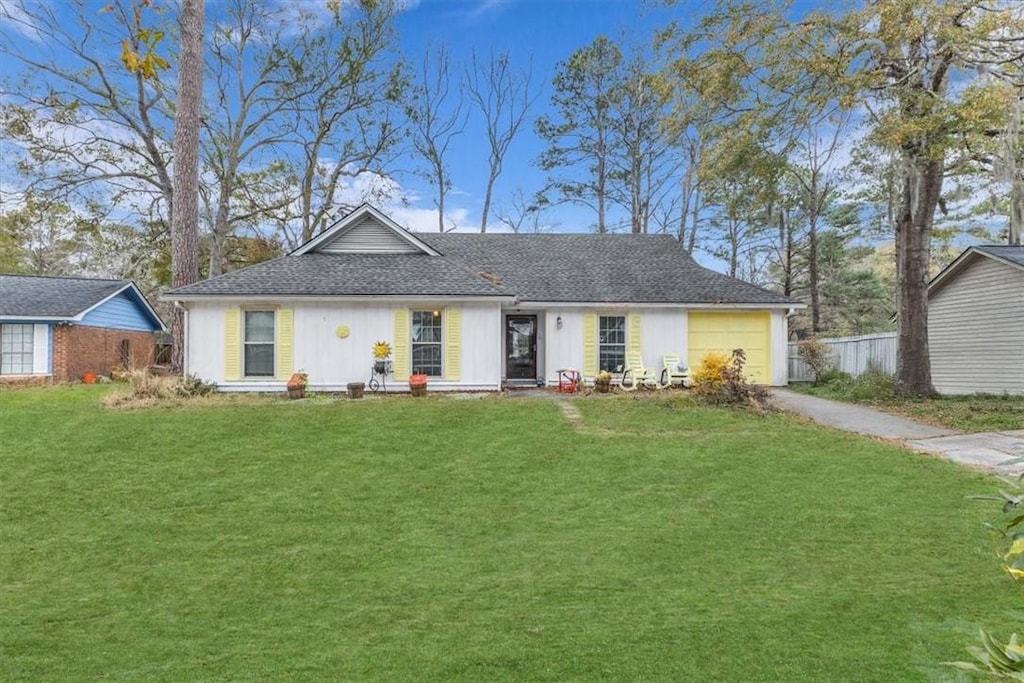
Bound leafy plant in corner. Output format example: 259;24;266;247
948;470;1024;680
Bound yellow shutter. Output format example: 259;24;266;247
444;307;461;381
276;309;294;380
392;309;410;377
582;312;597;377
628;312;642;356
224;308;241;381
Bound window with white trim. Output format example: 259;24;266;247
243;311;275;377
598;315;625;372
1;324;34;375
411;310;443;377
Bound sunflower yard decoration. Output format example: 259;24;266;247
373;341;392;360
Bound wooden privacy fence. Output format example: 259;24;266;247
787;332;897;382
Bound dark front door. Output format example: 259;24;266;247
506;315;537;380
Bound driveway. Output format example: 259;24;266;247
773;388;1024;475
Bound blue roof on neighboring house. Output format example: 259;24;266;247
0;274;165;331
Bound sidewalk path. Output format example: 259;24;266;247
772;388;1024;475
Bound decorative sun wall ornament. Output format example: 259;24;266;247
373;340;392;360
335;325;351;339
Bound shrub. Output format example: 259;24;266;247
691;351;731;395
948;477;1024;679
692;348;770;409
846;366;896;401
103;371;217;407
797;338;836;385
173;374;217;398
818;368;852;386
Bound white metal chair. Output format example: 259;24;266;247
620;352;661;391
660;353;693;388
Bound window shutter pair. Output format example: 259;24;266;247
223;308;293;381
391;308;461;380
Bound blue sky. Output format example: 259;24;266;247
0;0;689;235
388;0;690;233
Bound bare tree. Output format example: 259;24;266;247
465;50;538;232
290;0;405;244
497;188;546;233
408;44;466;233
202;0;298;276
786;113;849;333
0;1;174;230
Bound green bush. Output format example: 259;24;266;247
845;367;896;401
796;338;836;385
818;368;852;386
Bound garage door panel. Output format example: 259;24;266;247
688;312;770;384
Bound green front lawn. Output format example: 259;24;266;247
0;387;1017;680
795;381;1024;432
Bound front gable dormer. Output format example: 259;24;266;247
290;204;440;256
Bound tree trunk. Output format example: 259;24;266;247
170;0;204;375
480;172;494;233
437;169;446;232
809;213;820;334
780;208;792;298
894;154;941;397
1011;175;1024;245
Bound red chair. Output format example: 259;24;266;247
557;368;581;393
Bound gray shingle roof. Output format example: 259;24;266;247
0;274;129;318
418;233;794;304
973;245;1024;268
167;233;796;305
166;253;510;297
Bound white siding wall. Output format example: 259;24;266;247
318;217;422;254
931;257;1024;394
770;311;788;386
187;302;226;383
640;309;688;371
543;308;585;383
186;300;502;391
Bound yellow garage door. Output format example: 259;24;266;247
688;311;771;384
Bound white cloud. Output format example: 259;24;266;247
0;0;44;42
468;0;510;19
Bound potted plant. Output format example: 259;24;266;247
408;372;428;397
372;340;392;375
594;370;613;393
286;371;308;399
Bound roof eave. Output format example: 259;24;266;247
161;293;517;303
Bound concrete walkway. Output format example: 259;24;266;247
772;388;1024;475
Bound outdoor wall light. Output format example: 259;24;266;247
556;315;563;329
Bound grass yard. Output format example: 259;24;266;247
1;387;1020;680
795;380;1024;432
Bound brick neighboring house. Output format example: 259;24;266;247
0;274;165;385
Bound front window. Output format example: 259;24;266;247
411;310;443;377
598;315;625;372
244;311;275;377
1;324;34;375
